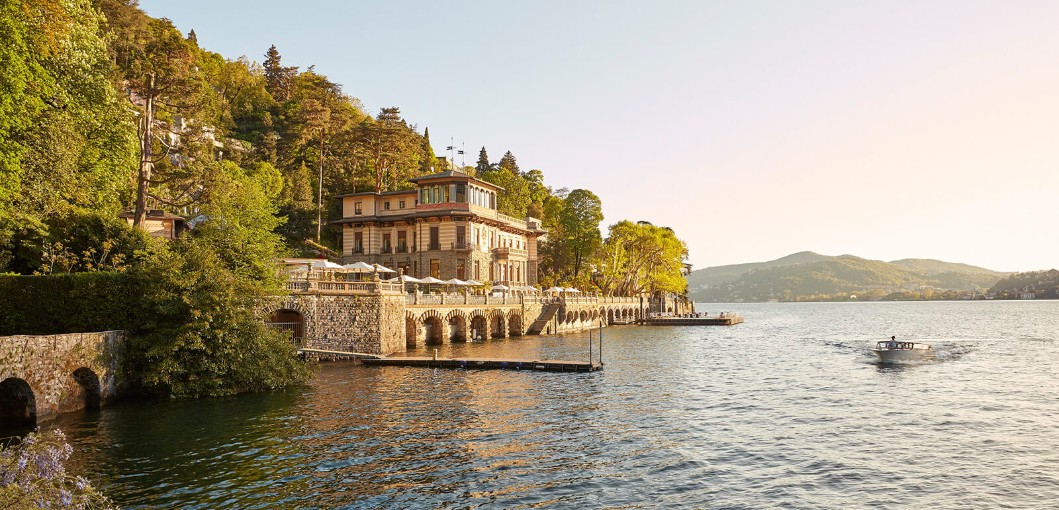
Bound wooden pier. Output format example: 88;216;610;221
645;314;743;326
363;357;601;372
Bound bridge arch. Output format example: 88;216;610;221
417;309;444;345
72;368;101;411
266;308;305;346
489;310;507;339
0;377;37;429
468;310;488;342
405;313;419;348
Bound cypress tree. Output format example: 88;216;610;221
419;127;436;174
475;147;491;175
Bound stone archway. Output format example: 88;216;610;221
608;309;615;323
0;377;36;429
447;311;467;342
469;314;488;342
72;368;101;411
508;313;523;337
490;311;507;339
579;310;589;323
267;308;305;346
423;316;444;345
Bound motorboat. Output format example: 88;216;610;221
872;340;935;364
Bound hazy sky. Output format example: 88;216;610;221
138;0;1059;272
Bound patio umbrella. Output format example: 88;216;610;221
341;261;374;272
398;275;423;284
419;276;446;292
311;260;344;270
545;286;564;293
444;278;468;286
492;284;510;293
564;287;581;293
464;279;483;286
372;263;396;273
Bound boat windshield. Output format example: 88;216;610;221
876;341;915;350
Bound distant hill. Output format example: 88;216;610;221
688;252;1007;302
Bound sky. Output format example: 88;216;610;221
137;0;1059;272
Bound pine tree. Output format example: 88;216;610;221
262;44;296;101
498;150;519;174
419;127;436;174
475;147;491;175
187;29;197;46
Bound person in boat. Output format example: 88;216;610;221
888;336;897;349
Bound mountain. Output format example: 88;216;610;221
688;252;1007;302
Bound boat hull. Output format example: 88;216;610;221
872;347;934;364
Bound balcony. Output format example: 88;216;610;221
353;247;364;254
452;241;472;251
494;247;528;260
381;246;392;254
396;245;409;253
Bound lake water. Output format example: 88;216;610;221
54;301;1059;508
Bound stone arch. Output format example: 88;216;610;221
468;312;488;342
260;299;315;342
566;311;574;323
489;310;507;339
446;310;468;342
72;368;101;411
508;313;523;337
0;377;37;429
267;308;305;346
579;310;589;322
423;316;444;345
608;309;615;323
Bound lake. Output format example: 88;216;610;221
55;301;1059;508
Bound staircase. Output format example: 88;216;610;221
527;302;562;335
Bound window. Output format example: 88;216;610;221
475;261;480;280
399;200;405;209
489;263;494;282
382;233;391;253
384;201;390;210
429;226;439;250
420;188;429;204
456;226;465;248
457;259;465;280
456;184;466;202
354;202;362;215
430;259;440;279
397;230;407;252
354;232;363;253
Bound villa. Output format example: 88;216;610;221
333;170;546;286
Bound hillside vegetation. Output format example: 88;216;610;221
688;252;1007;302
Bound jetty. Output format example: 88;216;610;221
363;357;600;372
645;313;743;326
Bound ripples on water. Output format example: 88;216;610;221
54;301;1059;508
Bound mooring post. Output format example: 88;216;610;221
589;329;593;366
599;320;603;366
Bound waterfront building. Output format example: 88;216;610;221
117;209;187;240
334;170;546;285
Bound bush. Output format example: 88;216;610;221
0;429;115;510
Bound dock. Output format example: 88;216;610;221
298;348;383;360
645;314;743;326
362;356;601;372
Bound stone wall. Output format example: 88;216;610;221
262;292;407;356
0;330;124;424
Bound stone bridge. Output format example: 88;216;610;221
264;279;644;355
0;331;124;429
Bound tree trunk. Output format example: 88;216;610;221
133;73;156;228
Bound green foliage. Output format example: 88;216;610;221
0;429;116;509
0;272;135;335
478;167;531;217
124;238;310;398
594;221;688;296
498;150;519;174
987;269;1059;299
475;147;492;175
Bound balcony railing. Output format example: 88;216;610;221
396;245;409;253
381;246;392;254
494;246;529;259
452;241;471;251
285;279;403;295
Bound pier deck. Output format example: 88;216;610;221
363;356;601;372
645;315;743;326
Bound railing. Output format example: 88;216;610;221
494;247;528;258
396;245;409;253
536;295;641;305
286;279;403;295
353;247;364;254
381;246;392;254
452;241;472;251
265;322;303;346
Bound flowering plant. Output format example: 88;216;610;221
0;429;115;509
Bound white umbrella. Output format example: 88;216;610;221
545;286;564;293
464;279;484;286
492;284;510;292
419;276;445;292
311;260;344;270
444;278;468;286
372;263;396;273
341;261;374;272
399;275;423;284
564;287;581;293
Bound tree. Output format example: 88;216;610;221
262;44;297;102
475;147;491;175
498;150;519;174
352;107;422;193
594;220;688;296
419;127;437;174
479;167;531;217
560;189;603;280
